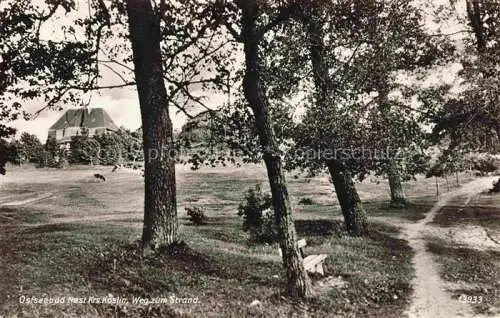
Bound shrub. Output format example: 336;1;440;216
237;185;278;243
185;206;207;225
251;208;279;244
298;197;314;205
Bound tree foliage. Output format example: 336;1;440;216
433;0;500;153
18;132;44;163
281;1;454;182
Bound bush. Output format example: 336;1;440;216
298;197;314;205
252;208;279;244
237;185;278;243
185;206;207;225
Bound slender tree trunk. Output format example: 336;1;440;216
377;78;408;207
466;0;486;53
126;0;178;248
239;4;312;298
326;160;368;236
305;16;368;235
388;163;407;207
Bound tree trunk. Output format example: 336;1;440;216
126;0;178;248
305;16;368;235
388;163;407;207
374;76;410;208
326;160;368;236
466;0;486;53
239;4;312;298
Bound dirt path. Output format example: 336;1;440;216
403;177;498;318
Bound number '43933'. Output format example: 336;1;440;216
458;295;483;303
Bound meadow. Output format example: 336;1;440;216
0;164;498;317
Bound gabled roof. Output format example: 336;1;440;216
49;108;118;131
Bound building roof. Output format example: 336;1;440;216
49;108;118;131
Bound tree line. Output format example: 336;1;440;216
1;128;143;168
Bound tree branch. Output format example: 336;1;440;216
99;63;131;85
224;22;243;42
255;3;297;40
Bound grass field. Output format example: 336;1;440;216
0;164;497;317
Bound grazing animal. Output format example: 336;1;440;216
489;178;500;194
112;165;118;173
94;173;106;182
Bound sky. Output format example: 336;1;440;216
8;0;468;142
8;0;144;141
8;0;231;141
12;87;231;141
11;81;205;140
14;88;142;140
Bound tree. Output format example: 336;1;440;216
218;0;313;298
5;139;22;165
349;1;453;207
19;132;44;164
124;0;178;248
1;0;229;249
0;110;18;174
113;127;143;164
68;135;98;164
286;0;453;210
434;0;500;153
293;4;368;234
0;141;9;175
0;4;25;174
0;138;20;173
41;137;60;167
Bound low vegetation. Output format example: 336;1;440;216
185;206;207;226
237;185;278;244
298;197;314;205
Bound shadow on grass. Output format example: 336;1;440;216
0;206;49;224
295;219;402;238
364;201;431;221
433;205;500;226
22;223;88;234
195;218;382;246
86;239;283;300
63;186;105;208
295;219;346;237
179;216;235;227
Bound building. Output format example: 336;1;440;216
47;108;118;145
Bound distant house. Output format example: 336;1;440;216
47;108;118;145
